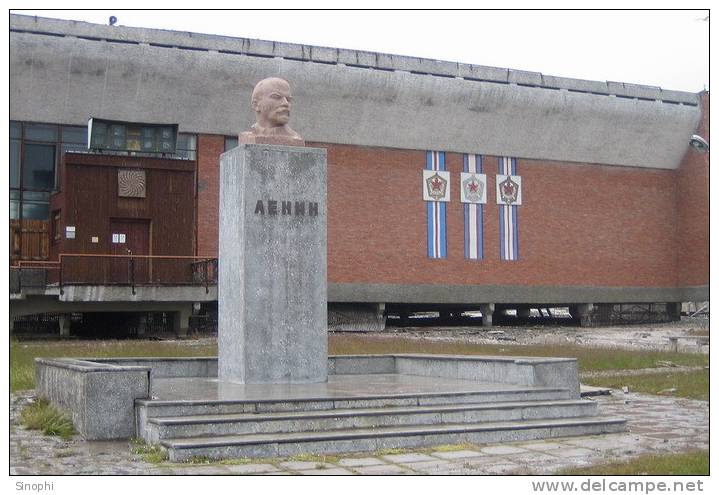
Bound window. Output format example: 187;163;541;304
21;191;51;220
10;139;20;188
176;133;197;160
10;191;20;220
23;143;56;190
10;121;86;223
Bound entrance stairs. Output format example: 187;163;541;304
136;380;625;462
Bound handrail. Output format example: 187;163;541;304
53;253;218;294
59;253;215;260
13;254;218;295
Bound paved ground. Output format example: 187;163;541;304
10;388;708;475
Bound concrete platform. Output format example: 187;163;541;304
149;373;564;402
36;353;624;457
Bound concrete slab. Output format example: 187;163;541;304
279;460;333;470
298;467;354;475
337;457;387;467
149;373;557;402
351;464;415;475
430;449;485;460
480;445;529;455
222;463;281;474
381;453;436;463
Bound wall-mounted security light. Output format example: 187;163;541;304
689;134;709;153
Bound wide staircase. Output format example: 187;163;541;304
136;380;625;462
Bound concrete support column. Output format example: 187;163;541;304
172;306;192;337
376;303;387;331
667;302;681;321
479;303;495;327
58;314;71;337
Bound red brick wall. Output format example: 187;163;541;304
676;92;709;287
196;134;224;257
322;144;678;288
196;132;702;289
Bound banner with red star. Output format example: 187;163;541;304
424;151;448;259
462;154;486;260
498;156;520;261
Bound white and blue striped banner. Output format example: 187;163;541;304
463;154;484;260
426;151;447;259
498;156;519;261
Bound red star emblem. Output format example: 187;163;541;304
431;177;444;191
468;181;479;193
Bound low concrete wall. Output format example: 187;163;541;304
90;357;217;379
35;358;150;439
392;354;580;398
35;353;579;439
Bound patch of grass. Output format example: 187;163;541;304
129;438;169;464
288;453;340;464
218;457;266;465
10;339;217;392
375;447;412;456
559;450;708;475
428;443;477;453
687;327;709;336
329;334;709;372
20;397;75;440
583;369;709;401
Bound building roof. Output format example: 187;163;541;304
10;14;702;169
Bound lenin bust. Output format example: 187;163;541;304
239;77;305;146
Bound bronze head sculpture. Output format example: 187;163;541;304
239;77;305;146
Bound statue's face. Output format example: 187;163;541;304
253;79;293;127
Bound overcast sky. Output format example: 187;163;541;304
11;10;710;93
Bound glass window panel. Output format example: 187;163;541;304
62;126;87;144
225;136;238;151
177;133;197;150
23;191;51;201
11;139;21;188
23;143;56;190
62;143;87;154
25;123;58;142
10;200;20;219
175;149;196;160
10;190;21;200
22;200;50;220
10;121;21;139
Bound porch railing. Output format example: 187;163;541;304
11;255;218;295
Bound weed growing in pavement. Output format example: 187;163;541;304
20;397;75;440
558;450;709;475
129;438;169;464
583;369;709;401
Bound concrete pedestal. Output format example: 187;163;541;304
219;144;328;384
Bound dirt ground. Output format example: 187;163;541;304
380;317;709;353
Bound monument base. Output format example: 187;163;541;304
218;144;328;384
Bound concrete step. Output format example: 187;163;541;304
137;386;573;421
160;416;627;462
144;399;597;442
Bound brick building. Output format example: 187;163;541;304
9;14;709;332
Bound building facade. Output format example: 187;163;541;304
9;14;709;330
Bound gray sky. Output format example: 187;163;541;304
12;10;710;92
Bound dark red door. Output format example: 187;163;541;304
110;220;150;284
